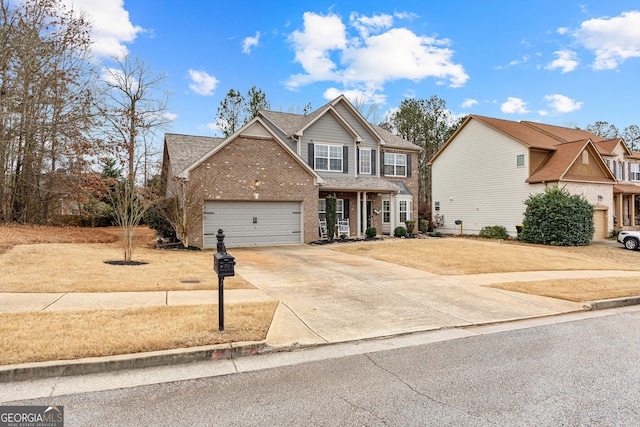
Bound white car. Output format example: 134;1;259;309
618;230;640;250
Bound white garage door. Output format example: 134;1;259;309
203;201;302;247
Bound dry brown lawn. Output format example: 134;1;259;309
0;226;253;292
0;224;270;365
0;302;278;365
333;237;640;302
332;237;640;275
492;278;640;302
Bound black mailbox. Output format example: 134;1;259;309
214;252;235;277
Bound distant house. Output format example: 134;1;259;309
161;95;421;248
429;115;640;238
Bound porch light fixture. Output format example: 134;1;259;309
598;195;603;201
251;179;261;189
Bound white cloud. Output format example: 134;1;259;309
538;110;549;116
62;0;143;59
501;97;529;114
323;87;387;105
574;11;640;70
242;32;260;54
287;12;347;89
188;70;219;96
286;11;468;95
349;12;393;38
163;112;178;121
544;94;583;113
545;50;579;73
461;98;478;108
557;27;569;35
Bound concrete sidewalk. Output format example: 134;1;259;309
2;244;640;386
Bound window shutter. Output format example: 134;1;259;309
407;154;412;177
308;143;314;168
356;148;360;174
371;150;377;175
629;162;632;179
343;199;350;219
343;146;348;174
380;151;385;176
622;162;626;180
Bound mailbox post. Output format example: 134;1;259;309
213;229;235;332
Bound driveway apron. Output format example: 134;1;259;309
232;245;582;343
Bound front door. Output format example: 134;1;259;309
360;200;372;230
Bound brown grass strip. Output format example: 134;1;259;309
0;302;277;365
332;239;640;275
0;243;254;292
490;277;640;302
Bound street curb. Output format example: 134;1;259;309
0;341;269;384
582;296;640;311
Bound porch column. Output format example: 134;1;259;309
617;194;623;229
356;191;362;239
389;193;396;235
362;191;367;236
633;195;636;227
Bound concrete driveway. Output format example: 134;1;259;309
231;245;589;346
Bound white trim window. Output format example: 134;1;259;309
384;153;406;176
315;144;343;172
399;200;411;222
631;163;640;181
318;198;344;220
359;148;371;175
382;200;390;223
613;161;622;180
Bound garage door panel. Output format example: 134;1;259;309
203;201;302;247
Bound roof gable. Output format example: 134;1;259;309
174;117;323;184
527;139;615;184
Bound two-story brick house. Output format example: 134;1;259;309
160;95;421;248
429;115;640;239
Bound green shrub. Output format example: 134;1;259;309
365;227;377;238
394;226;407;237
419;219;428;234
520;186;594;246
479;225;509;240
144;202;176;241
404;220;416;235
428;231;442;237
326;195;337;241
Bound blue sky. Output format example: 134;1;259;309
66;1;640;137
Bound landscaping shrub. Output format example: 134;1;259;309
479;225;509;240
419;219;428;234
394;226;407;237
366;227;377;238
404;220;416;235
520;186;594;246
326;195;337;241
144;202;176;241
428;231;442;237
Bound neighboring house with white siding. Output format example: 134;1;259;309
429;115;640;239
161;95;421;248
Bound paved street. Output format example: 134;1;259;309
7;306;640;426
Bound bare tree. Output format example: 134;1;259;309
159;176;205;248
0;0;97;223
216;86;270;137
98;55;171;261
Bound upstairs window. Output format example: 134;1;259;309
383;153;406;176
516;154;525;167
359;148;371;175
631;163;640;181
315;144;343;172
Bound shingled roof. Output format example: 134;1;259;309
164;133;223;176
